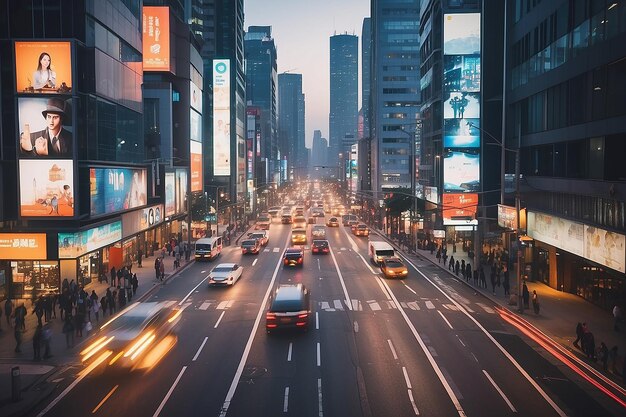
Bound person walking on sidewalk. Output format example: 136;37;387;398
110;266;116;287
137;249;143;268
479;267;487;288
5;298;13;327
155;257;161;281
33;297;44;326
613;304;622;332
109;288;117;315
490;269;497;295
503;266;510;296
448;255;455;271
436;248;441;263
522;282;530;309
63;314;75;348
42;322;52;359
598;342;609;371
461;260;466;279
573;322;584;349
14;322;23;353
465;263;472;283
454;260;460;276
532;290;540;314
100;296;108;318
132;273;138;296
160;260;165;282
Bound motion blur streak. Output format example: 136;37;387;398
124;331;154;358
100;302;139;329
498;308;626;408
108;351;125;366
81;336;115;363
135;335;177;372
80;337;107;356
131;334;156;361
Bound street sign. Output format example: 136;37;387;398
205;214;217;222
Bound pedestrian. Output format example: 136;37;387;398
42;323;52;359
503;267;510;296
598;342;609;371
100;296;108;318
33;324;43;360
613;305;622;331
75;305;84;337
33;297;44;326
5;298;13;327
473;268;478;286
14;325;23;353
454;260;460;276
132;273;138;296
479;267;486;288
118;286;126;308
583;329;596;360
448;255;455;271
117;267;123;287
461;260;466;279
573;322;584;349
160;260;165;281
166;241;172;256
51;294;57;318
92;296;100;323
155;257;161;281
465;263;472;283
110;266;116;286
522;282;530;309
63;314;75;348
110;289;117;314
175;251;181;269
490;269;497;295
436;249;441;263
43;296;52;322
532;290;540;314
161;246;166;259
137;249;143;268
453;242;457;253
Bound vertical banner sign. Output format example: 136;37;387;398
190;140;203;192
143;7;170;71
213;59;231;176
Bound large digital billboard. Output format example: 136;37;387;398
444;119;480;148
142;7;170;72
18;97;73;158
443;13;481;55
165;172;175;217
190;81;202;113
175;169;188;214
443;150;480;192
443;193;478;226
58;221;122;259
190;141;203;192
190;110;202;142
443;92;480;119
19;159;74;217
90;168;147;216
15;41;72;94
213;59;231;176
122;204;163;238
0;233;47;260
444;55;480;93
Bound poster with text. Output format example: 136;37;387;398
19;159;74;217
190;140;203;192
165;172;175;217
90;168;147;216
18;97;73;158
444;13;481;55
443;150;480;193
443;193;478;225
213;59;231;176
15;41;72;93
143;6;170;71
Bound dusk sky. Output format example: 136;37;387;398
245;0;370;148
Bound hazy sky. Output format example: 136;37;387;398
244;0;370;148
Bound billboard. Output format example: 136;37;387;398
424;186;438;204
90;168;148;216
584;226;625;274
190;141;203;192
58;221;122;259
443;193;478;225
498;205;518;230
122;204;163;238
443;92;480;119
443;13;481;55
190;81;202;113
444;119;480;148
142;6;170;71
190;109;202;142
443;150;480;192
0;233;47;260
165;172;175;217
175;169;188;214
18;97;73;158
213;59;231;176
15;41;72;93
19;159;74;217
444;54;480;93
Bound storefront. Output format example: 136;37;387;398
121;204;165;263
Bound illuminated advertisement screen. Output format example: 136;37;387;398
18;97;73;158
190;140;203;192
584;226;625;274
424;186;438;204
165;172;175;217
498;204;518;230
90;168;147;216
0;233;47;260
190;109;202;142
190;81;202;113
443;150;480;193
443;13;481;55
19;159;74;217
444;55;480;93
443;92;480;119
122;204;163;238
142;7;170;71
15;41;72;93
444;119;480;148
443;193;478;225
175;169;188;214
213;59;231;176
58;221;122;259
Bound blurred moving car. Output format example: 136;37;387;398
291;228;307;245
283;247;304;267
353;223;369;237
380;257;408;278
241;239;261;255
293;216;307;229
268;206;281;217
265;284;311;333
326;217;339;227
255;214;271;230
311;239;330;254
249;231;269;246
343;214;359;227
208;263;244;286
311;225;326;238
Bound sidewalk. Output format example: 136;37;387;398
382;231;626;385
0;252;194;416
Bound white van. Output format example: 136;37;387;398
369;241;395;265
195;237;223;261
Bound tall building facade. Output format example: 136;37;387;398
371;0;421;195
244;26;278;186
362;18;372;139
329;33;358;167
278;73;306;180
506;0;626;309
311;130;328;179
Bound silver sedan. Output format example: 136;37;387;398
209;263;244;286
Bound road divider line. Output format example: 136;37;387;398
192;337;208;361
482;370;517;412
403;282;417;295
252;259;258;266
402;366;413;389
407;389;420;415
342;227;378;274
437;310;454;329
318;378;324;417
214;311;225;328
317;342;321;366
328;244;353;310
387;339;398;360
152;366;187;417
91;384;118;414
179;276;209;306
287;342;293;362
283;387;289;412
316;312;319;330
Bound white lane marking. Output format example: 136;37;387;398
408;389;420;415
315;312;319;330
483;370;517;412
287;343;293;361
403;282;417;294
283;387;289;412
402;366;413;389
318;378;324;417
36;351;112;417
407;301;420;310
375;276;393;300
443;304;459;311
352;299;362;311
476;302;495;314
400;301;408;308
192;337;209;361
199;301;211;310
91;384;119;414
427;346;439;357
216;300;234;310
353;321;359;333
179;276;209;306
263;248;270;252
471;353;479;363
201;270;206;273
273;247;280;252
214;311;225;328
342;228;378;274
219;233;291;417
437;310;454;329
317;342;321;366
152;366;187;417
340;247;346;251
387;339;398;360
318;258;321;270
456;336;466;347
368;300;381;311
400;256;567;417
333;299;344;310
384;300;397;309
328;244;353;310
425;301;435;309
252;259;258;266
320;301;330;310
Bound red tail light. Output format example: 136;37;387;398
297;257;303;264
297;313;308;319
284;259;289;265
266;312;276;320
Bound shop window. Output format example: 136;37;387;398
588;137;605;180
567;139;588;179
11;261;59;299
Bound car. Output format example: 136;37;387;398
326;217;339;227
281;213;293;224
311;239;330;254
343;214;359;226
380;257;409;279
87;302;182;369
255;215;271;230
248;231;269;246
241;239;261;254
311;225;327;238
268;206;281;217
293;216;307;228
209;263;244;286
353;223;369;236
291;228;307;245
307;216;317;224
283;247;304;267
265;284;311;333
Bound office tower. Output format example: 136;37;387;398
278;73;306;180
362;18;372;138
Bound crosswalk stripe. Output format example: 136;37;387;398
384;300;397;309
400;302;408;308
476;303;495;314
352;299;362;311
367;300;381;311
199;302;211;310
263;248;270;252
216;300;234;310
320;301;330;310
340;247;346;251
443;304;459;311
425;301;436;309
273;247;280;252
407;301;420;310
333;300;344;310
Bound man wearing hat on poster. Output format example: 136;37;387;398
20;97;72;157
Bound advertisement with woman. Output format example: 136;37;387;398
14;41;72;93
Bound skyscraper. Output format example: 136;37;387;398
278;73;306;180
311;130;328;179
329;33;358;167
362;18;372;139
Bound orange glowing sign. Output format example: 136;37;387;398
0;233;47;260
143;7;170;72
190;140;203;192
15;41;72;94
443;193;478;225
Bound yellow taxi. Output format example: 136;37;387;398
380;257;408;279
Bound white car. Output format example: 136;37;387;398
209;263;244;286
311;225;326;238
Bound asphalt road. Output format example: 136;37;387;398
29;220;617;417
